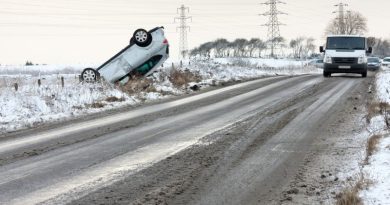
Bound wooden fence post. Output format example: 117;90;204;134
61;76;64;88
14;83;18;91
38;79;41;87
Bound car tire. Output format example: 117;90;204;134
362;71;367;78
81;68;98;83
133;29;152;47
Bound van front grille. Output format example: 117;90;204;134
332;57;357;64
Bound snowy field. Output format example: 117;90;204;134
0;74;136;132
360;68;390;204
0;58;321;133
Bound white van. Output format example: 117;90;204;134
320;35;372;78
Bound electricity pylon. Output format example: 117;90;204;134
333;2;348;34
260;0;287;58
174;5;192;59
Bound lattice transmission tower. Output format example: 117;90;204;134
333;2;349;34
260;0;287;58
174;5;192;59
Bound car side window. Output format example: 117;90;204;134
135;55;163;74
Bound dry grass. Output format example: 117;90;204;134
366;102;390;125
169;68;201;88
105;96;125;102
336;134;382;205
366;103;380;123
336;188;362;205
90;102;105;108
380;102;390;129
364;134;382;164
121;77;156;94
336;174;371;205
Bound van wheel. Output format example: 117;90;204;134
362;71;367;78
323;71;331;78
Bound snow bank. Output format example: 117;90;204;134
213;57;308;68
362;136;390;204
0;75;135;132
360;69;390;204
1;58;320;133
0;64;97;76
375;70;390;102
167;58;320;84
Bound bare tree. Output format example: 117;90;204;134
325;11;367;35
303;37;316;58
372;38;390;58
247;38;261;57
367;37;377;48
257;40;267;58
190;37;269;58
213;39;229;58
231;39;248;57
289;37;304;59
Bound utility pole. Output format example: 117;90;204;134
260;0;287;58
174;5;192;59
333;2;348;34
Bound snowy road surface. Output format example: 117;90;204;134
0;74;373;204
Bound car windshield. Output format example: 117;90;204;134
368;58;380;63
384;59;390;62
326;37;365;50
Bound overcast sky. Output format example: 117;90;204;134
0;0;389;65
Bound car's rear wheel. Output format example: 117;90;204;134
362;71;367;78
133;29;152;47
81;68;98;83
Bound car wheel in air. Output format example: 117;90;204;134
133;29;152;47
81;68;98;83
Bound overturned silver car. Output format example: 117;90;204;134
81;27;169;83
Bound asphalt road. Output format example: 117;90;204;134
0;73;373;205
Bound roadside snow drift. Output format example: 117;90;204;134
360;68;390;204
0;58;321;133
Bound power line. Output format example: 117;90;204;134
174;4;192;59
260;0;287;58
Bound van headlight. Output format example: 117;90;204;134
324;56;332;64
358;56;367;64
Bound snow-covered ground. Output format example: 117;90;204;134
213;57;308;68
0;58;320;133
0;64;98;75
360;68;390;204
0;74;136;132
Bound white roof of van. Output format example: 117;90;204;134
327;35;365;38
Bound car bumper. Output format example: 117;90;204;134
324;63;367;73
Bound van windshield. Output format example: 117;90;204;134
326;37;365;50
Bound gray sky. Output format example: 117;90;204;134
0;0;389;64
